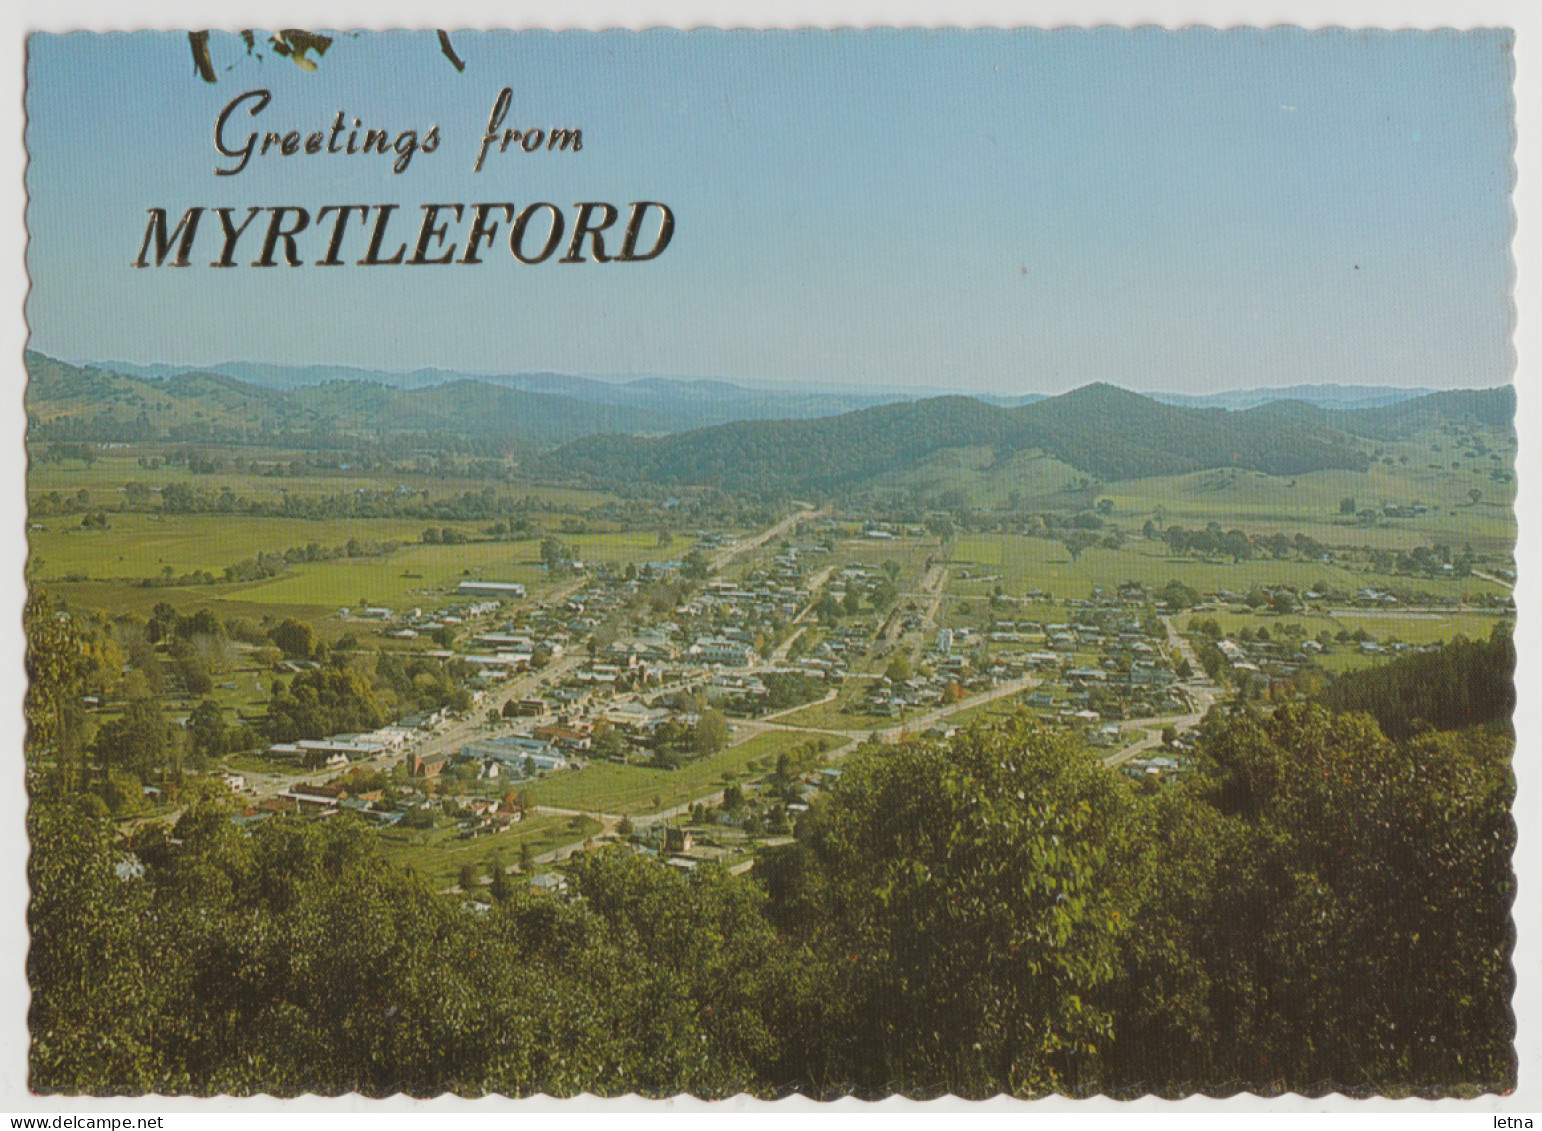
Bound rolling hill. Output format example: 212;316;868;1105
543;382;1432;491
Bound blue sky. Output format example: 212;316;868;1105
24;27;1515;394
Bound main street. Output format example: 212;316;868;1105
1101;616;1221;769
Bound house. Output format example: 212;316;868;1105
455;580;527;599
532;723;592;751
690;637;755;667
279;788;340;814
408;752;449;777
530;872;569;895
461;735;570;774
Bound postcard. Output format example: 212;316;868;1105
12;16;1531;1113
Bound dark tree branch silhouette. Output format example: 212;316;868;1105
187;29;463;82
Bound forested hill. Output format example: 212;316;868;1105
547;382;1392;491
546;396;1021;492
1015;383;1371;480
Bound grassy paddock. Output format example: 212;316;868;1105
947;533;1506;605
374;814;600;889
29;450;618;510
527;729;830;816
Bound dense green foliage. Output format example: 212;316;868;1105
1316;625;1515;740
31;702;1513;1098
265;652;471;743
29;800;814;1096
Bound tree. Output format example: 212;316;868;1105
869;578;899;611
770;721;1130;1095
885;654;912;683
24;592;98;776
590;720;625;759
1469;489;1482;506
1340;497;1357;515
186;699;229;763
92;696;175;783
1183;702;1514;1089
1063;530;1097;562
488;857;514;903
541;538;572;577
186;29;469;85
269;618;318;660
1220;529;1252;563
693;710;730;757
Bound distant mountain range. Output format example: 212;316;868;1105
91;358;1439;414
27;351;1511;490
1146;384;1439;412
77;358;909;433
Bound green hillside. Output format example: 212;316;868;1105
546;382;1516;494
545;383;1419;491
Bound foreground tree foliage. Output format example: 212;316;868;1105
1104;706;1514;1095
31;799;818;1097
760;724;1130;1097
28;617;1514;1097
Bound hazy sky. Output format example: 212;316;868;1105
24;27;1514;394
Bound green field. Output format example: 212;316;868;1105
373;813;601;889
526;729;836;816
31;513;685;618
30;512;434;580
867;446;1086;509
1107;435;1516;559
947;533;1507;605
30;450;618;510
771;680;896;732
